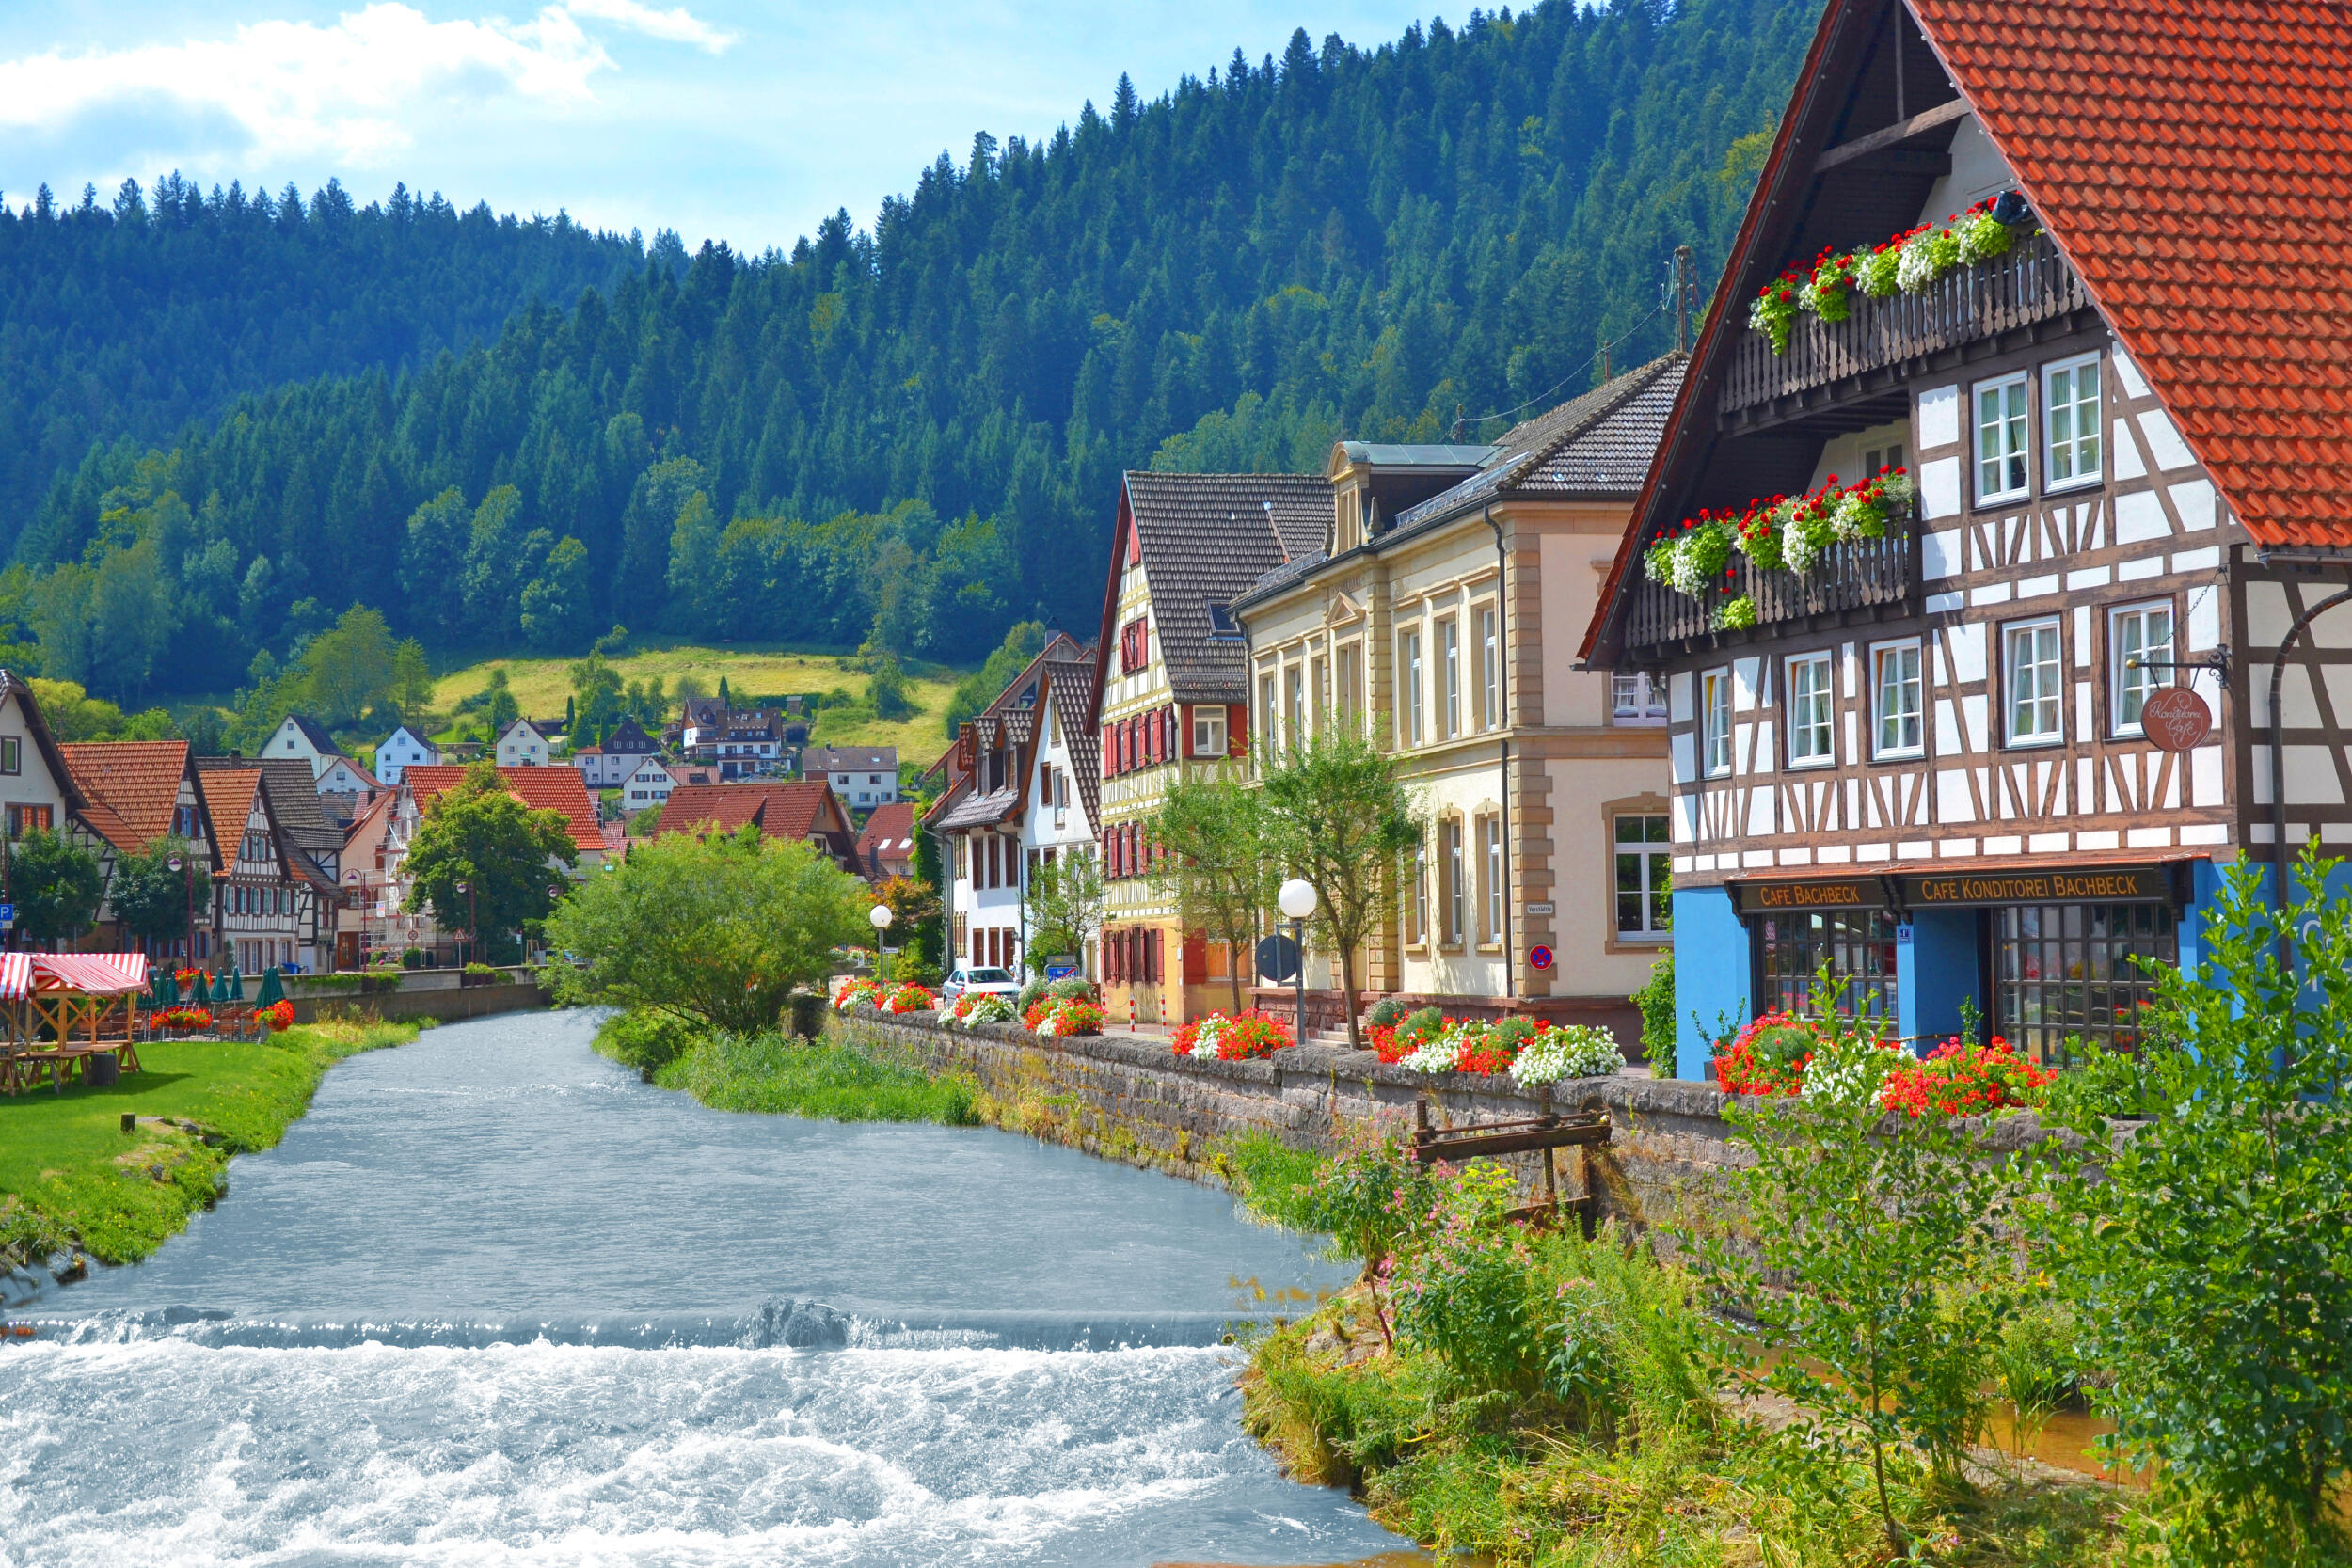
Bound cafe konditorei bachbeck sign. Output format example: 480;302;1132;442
1730;863;2182;915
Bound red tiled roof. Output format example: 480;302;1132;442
1912;0;2352;547
659;782;842;842
197;768;262;844
59;742;192;853
403;765;607;853
855;801;917;863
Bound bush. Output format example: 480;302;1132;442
1629;949;1675;1065
1391;1163;1553;1396
1365;996;1412;1029
462;961;501;978
1016;977;1050;1014
658;1032;977;1125
1489;1015;1536;1053
1046;976;1095;1001
1398;1006;1445;1048
593;1009;702;1078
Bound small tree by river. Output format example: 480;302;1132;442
546;827;867;1034
403;760;577;959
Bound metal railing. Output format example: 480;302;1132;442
1721;231;2088;414
1622;521;1917;653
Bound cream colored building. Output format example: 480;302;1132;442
1230;356;1684;1045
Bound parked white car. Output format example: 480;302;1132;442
940;966;1022;1002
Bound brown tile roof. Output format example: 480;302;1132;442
403;765;606;853
855;801;918;871
659;782;842;842
1047;654;1102;832
1908;0;2352;548
1112;471;1333;705
59;741;192;853
197;768;262;846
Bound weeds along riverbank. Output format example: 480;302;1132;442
594;1010;981;1126
0;1016;421;1272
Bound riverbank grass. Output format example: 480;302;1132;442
596;1011;980;1126
0;1017;419;1267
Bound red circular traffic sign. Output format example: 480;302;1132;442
2140;687;2212;752
1528;944;1555;971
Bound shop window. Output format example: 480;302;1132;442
1759;910;1896;1022
1613;815;1672;936
1996;901;2175;1066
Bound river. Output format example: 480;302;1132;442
0;1011;1422;1567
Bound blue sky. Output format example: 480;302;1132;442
0;0;1435;254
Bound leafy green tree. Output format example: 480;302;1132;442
944;621;1047;738
2034;848;2352;1564
400;488;471;641
7;828;104;945
865;652;913;721
1152;771;1270;1012
298;604;397;725
1255;726;1422;1049
1022;854;1105;979
390;639;435;723
568;650;626;733
520;534;592;650
545;827;866;1033
106;837;214;951
401;759;577;958
87;537;178;699
478;668;520;737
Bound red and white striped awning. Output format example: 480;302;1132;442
0;953;29;1001
28;954;150;996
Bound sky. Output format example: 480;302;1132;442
0;0;1436;255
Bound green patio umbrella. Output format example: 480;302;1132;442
151;970;176;1006
208;969;228;1004
223;967;246;1003
256;968;284;1007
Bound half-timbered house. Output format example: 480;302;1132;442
1582;0;2352;1078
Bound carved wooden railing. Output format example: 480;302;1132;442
1621;523;1916;653
1721;231;2088;415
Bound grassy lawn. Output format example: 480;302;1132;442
431;641;967;761
0;1018;418;1267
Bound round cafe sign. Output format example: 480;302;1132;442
2140;687;2213;752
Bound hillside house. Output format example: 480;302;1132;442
657;782;859;869
373;725;438;787
619;754;678;814
494;718;552;768
855;800;919;883
262;714;345;779
805;746;900;808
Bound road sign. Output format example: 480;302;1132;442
0;902;13;928
1528;943;1555;971
1255;932;1301;983
2140;687;2212;752
1525;901;1556;916
1044;964;1076;981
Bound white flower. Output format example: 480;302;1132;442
1782;514;1825;573
1801;1031;1907;1106
1896;231;1942;293
1667;538;1709;597
1510;1025;1623;1086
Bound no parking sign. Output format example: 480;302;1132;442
1528;944;1554;971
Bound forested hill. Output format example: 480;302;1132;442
0;176;648;537
13;0;1819;703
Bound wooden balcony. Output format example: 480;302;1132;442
1719;231;2090;423
1621;522;1917;656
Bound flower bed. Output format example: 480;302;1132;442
1711;1011;1821;1096
1644;470;1915;621
1751;196;2023;354
1023;997;1104;1037
259;1000;295;1032
879;982;934;1015
1171;1009;1295;1061
944;992;1017;1029
1879;1036;2053;1117
1389;1015;1626;1085
156;1006;214;1033
829;976;882;1012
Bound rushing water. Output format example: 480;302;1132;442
0;1011;1419;1567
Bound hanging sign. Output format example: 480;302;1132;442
2139;687;2213;752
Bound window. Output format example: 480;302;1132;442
1259;673;1277;752
1439;618;1460;738
1787;652;1834;767
1442;817;1466;945
1975;372;2030;502
1612;673;1667;723
1311;655;1327;722
1047;704;1060;747
1192;706;1227;757
1480;815;1503;943
1613;814;1672;937
1477;607;1500;730
1702;669;1733;777
1398;628;1424;747
2111;602;2175;736
2005;619;2064;744
2043;354;2102;488
1760;910;1896;1022
1862;441;1906;476
1408;847;1429;945
1337;643;1362;725
1284;665;1305;747
0;736;18;774
1997;902;2176;1066
1119;617;1151;674
1872;641;1924;757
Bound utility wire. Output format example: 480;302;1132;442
1452;300;1664;439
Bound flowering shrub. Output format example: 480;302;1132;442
1798;1026;1908;1107
1509;1024;1624;1086
1397;1018;1522;1076
1641;515;1738;599
1754;196;2022;352
1391;1162;1550;1395
259;1000;295;1032
156;1006;213;1032
172;967;202;987
946;992;1016;1029
1173;1008;1295;1061
1879;1036;2054;1117
1712;1011;1823;1096
829;976;882;1012
1025;997;1104;1037
880;982;934;1014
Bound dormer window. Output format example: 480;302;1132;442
1205;603;1242;641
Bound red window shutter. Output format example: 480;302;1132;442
1148;928;1163;983
1182;930;1207;985
1165;707;1177;759
1229;705;1248;757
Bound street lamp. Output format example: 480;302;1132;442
1278;878;1318;1050
167;854;195;968
868;902;894;988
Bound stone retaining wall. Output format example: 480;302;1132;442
289;980;551;1025
834;1012;1743;1234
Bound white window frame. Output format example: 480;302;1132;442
1442;816;1467;946
1701;668;1733;778
1613;812;1673;938
1284;664;1306;746
1786;651;1836;768
1480;813;1502;945
1192;706;1227;757
2110;600;2177;737
2005;617;2066;746
1399;627;1424;747
1975;371;2031;504
1477;606;1500;730
1870;640;1925;760
1438;617;1460;738
1258;672;1277;753
2042;351;2104;492
1612;672;1668;724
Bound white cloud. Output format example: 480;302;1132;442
0;1;730;168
